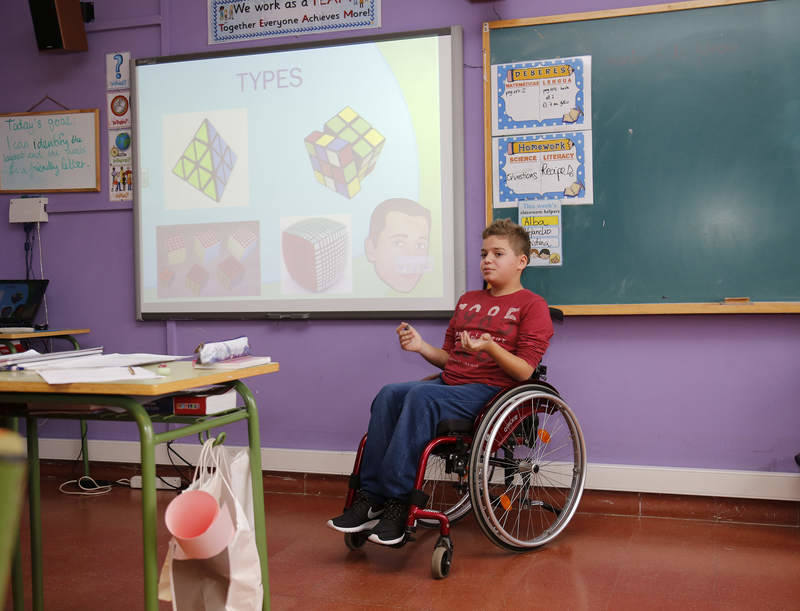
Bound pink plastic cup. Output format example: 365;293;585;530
164;490;234;559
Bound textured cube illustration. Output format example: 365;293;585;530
166;234;186;265
217;256;245;290
304;107;385;199
227;226;257;261
185;264;210;295
282;218;348;292
193;229;221;264
172;118;237;202
159;268;175;288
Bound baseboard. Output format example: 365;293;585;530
35;437;800;502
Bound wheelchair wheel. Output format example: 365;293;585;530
418;451;472;528
468;385;586;551
344;531;368;550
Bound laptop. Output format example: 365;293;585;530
0;279;49;331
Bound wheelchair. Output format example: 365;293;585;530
339;325;587;579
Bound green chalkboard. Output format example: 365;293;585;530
486;0;800;313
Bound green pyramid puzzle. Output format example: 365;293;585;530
172;119;237;202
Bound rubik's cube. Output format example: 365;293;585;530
217;256;245;290
185;264;210;295
166;234;186;265
282;218;348;292
193;229;221;265
172;118;237;202
227;226;257;261
304;107;385;199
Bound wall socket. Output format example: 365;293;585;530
130;475;182;490
9;197;48;223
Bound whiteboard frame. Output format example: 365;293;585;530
0;108;101;193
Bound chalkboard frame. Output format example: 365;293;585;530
0;108;101;194
482;0;800;315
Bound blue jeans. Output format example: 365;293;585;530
359;377;501;503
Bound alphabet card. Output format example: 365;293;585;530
491;56;591;136
493;131;593;206
519;201;562;267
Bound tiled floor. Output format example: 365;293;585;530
6;476;800;611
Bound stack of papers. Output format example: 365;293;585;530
0;349;188;384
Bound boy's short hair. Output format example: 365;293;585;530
367;198;431;243
482;218;531;260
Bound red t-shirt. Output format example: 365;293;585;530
441;289;553;388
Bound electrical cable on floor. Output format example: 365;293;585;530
166;441;195;487
58;476;113;496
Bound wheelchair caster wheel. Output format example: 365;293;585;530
344;532;368;550
431;538;453;579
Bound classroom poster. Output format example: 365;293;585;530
519;201;562;267
106;52;131;90
491;56;592;136
208;0;380;44
106;91;131;130
108;129;133;201
493;131;593;207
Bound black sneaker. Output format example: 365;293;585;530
367;498;409;546
327;490;384;533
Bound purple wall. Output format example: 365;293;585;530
2;0;798;473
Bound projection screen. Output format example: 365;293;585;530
133;27;464;320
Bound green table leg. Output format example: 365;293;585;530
59;336;91;479
2;336;91;478
120;399;159;611
2;416;25;611
80;419;90;477
234;380;270;611
26;416;43;611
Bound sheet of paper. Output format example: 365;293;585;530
193;355;272;370
491;56;592;136
37;366;161;385
25;353;188;371
0;349;42;364
493;131;594;206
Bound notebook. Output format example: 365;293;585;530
0;279;49;331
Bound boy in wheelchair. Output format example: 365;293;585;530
328;218;554;546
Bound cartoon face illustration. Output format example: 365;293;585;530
365;198;431;293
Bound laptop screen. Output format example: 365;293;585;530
0;280;49;326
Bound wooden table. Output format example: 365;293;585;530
0;328;90;352
0;360;279;611
0;329;93;475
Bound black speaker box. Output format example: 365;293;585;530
28;0;88;52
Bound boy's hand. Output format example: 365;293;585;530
460;331;493;353
397;322;423;352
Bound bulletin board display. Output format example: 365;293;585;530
483;0;800;315
0;109;101;193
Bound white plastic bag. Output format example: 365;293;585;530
158;440;263;610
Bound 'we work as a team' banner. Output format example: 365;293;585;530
209;0;380;44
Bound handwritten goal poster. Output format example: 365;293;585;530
491;56;592;136
493;131;593;207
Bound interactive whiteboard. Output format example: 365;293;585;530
133;27;464;319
